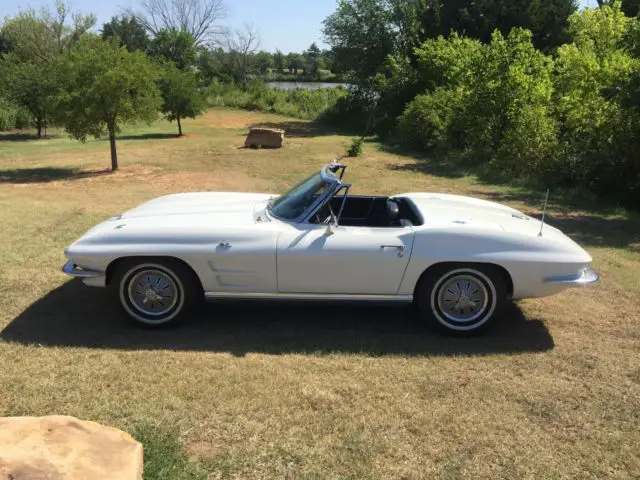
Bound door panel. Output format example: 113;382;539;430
197;229;278;293
276;225;414;294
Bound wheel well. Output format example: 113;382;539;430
105;256;203;291
415;262;514;299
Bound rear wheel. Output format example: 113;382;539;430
112;258;202;328
415;264;507;334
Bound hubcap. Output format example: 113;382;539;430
128;269;178;316
437;274;489;323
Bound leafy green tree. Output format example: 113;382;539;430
158;63;207;135
323;0;396;81
1;59;58;137
57;37;161;171
255;51;274;74
0;1;95;136
414;0;578;52
101;15;149;52
148;28;197;70
304;42;322;75
196;47;229;83
273;49;286;71
554;3;640;199
0;32;11;55
622;0;640;17
286;52;304;74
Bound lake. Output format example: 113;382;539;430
267;82;350;91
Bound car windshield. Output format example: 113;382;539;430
269;172;332;221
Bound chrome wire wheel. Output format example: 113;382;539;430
128;269;178;316
429;268;497;332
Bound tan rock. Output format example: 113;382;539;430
0;416;143;480
245;127;285;148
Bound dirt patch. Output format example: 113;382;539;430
186;440;220;461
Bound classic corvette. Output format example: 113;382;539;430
62;163;598;333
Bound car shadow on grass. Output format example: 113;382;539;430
1;280;554;357
0;167;112;184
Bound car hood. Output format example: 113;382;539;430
119;192;273;222
71;192;274;247
399;192;582;248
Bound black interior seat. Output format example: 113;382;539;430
387;199;413;227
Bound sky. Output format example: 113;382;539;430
0;0;337;53
1;0;597;54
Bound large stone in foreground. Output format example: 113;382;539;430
245;127;285;148
0;416;143;480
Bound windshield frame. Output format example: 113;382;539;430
267;165;343;224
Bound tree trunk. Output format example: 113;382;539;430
36;117;42;139
177;116;183;136
108;125;118;171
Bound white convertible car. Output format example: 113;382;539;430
62;163;598;333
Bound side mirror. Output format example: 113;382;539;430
324;223;335;236
324;210;338;236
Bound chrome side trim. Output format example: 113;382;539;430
544;267;599;286
205;292;414;302
62;260;104;278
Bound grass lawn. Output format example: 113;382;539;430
0;108;639;479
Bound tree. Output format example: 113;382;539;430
304;42;322;75
413;0;578;52
148;28;197;70
255;51;274;75
286;52;304;74
196;46;228;82
273;49;286;71
0;1;95;137
323;0;397;81
2;59;58;137
57;37;161;171
622;0;640;17
131;0;226;45
101;15;149;52
158;63;207;135
225;25;260;86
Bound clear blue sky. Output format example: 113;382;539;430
0;0;337;53
1;0;596;53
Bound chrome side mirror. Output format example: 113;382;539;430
324;223;335;236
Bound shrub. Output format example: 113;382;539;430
396;88;463;151
346;137;364;157
206;81;347;120
0;97;31;130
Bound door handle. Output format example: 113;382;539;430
380;245;405;257
218;241;231;249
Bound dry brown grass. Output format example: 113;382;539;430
0;109;639;479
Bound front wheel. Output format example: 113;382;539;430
112;258;202;328
415;264;508;334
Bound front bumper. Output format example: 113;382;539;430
544;266;599;286
62;261;106;287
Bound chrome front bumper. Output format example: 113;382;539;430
62;261;106;287
545;266;599;286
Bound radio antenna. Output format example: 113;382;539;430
538;189;550;237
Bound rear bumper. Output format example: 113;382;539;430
62;261;106;287
544;266;599;287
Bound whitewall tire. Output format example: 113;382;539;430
416;264;508;334
112;258;201;328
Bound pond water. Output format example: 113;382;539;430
267;81;351;90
